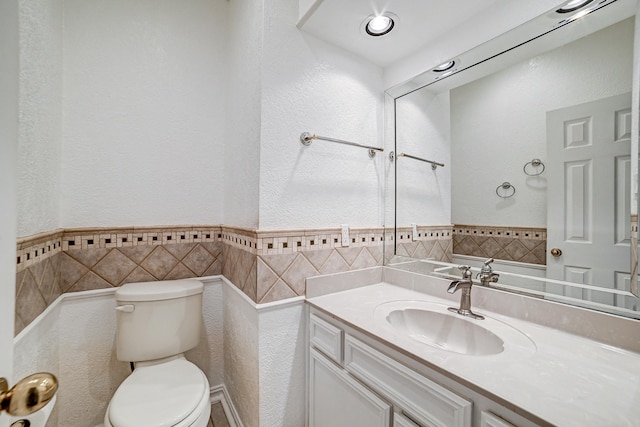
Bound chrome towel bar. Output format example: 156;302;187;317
300;132;383;158
389;151;444;170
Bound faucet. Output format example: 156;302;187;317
476;258;499;286
447;265;484;320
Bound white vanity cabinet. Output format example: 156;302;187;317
308;309;541;427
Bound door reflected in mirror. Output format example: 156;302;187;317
389;0;640;319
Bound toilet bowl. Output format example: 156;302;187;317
104;280;211;427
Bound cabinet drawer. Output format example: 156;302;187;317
310;313;343;363
481;411;517;427
344;334;472;427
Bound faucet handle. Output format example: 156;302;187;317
483;258;495;266
457;265;472;279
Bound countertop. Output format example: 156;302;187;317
307;280;640;427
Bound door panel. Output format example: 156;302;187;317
547;93;631;305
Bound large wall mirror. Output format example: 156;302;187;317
386;0;640;319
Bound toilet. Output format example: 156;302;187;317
104;279;211;427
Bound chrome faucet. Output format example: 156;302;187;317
447;265;484;320
477;258;499;286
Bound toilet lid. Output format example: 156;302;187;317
109;358;207;427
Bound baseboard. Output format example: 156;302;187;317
210;384;243;427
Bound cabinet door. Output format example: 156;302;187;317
309;348;392;427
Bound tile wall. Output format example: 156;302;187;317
452;224;547;264
14;223;547;335
14;225;386;335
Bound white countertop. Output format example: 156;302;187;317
307;281;640;427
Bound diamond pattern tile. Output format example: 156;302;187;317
92;249;138;285
140;246;180;280
453;234;546;265
281;254;318;295
182;245;216;276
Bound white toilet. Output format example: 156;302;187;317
104;279;211;427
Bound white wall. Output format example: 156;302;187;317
259;0;385;229
17;0;63;237
223;283;259;427
450;17;634;227
0;0;19;419
258;301;306;426
60;0;228;229
395;89;451;227
224;0;262;229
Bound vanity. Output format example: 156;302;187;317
305;267;640;427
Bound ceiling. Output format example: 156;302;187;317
298;0;517;68
298;0;559;68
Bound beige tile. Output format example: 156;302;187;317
259;253;297;277
118;245;155;264
122;267;157;285
59;253;90;292
350;248;378;271
140;246;180;280
302;249;333;270
15;270;47;327
67;247;110;268
200;242;223;259
259;279;297;304
28;258;48;286
164;242;197;260
319;251;350;276
203;259;223;276
68;271;112;293
182;245;215;276
504;240;528;260
281;254;318;296
336;247;363;266
165;263;196;280
92;249;138;286
242;258;258;302
257;258;279;302
39;259;63;305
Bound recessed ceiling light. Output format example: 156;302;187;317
556;0;594;13
432;61;455;72
365;14;395;37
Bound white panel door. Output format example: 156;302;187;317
309;348;392;427
547;92;631;304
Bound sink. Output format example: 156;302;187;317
386;308;504;355
374;300;536;356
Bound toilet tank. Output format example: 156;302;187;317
114;279;204;362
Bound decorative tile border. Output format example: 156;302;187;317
256;227;385;255
452;224;546;240
14;225;388;334
452;224;547;265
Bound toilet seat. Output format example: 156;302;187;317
106;357;210;427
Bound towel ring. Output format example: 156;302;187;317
496;182;516;198
523;158;545;176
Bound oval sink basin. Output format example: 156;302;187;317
374;300;536;356
386;308;504;355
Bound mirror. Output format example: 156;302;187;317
386;0;640;319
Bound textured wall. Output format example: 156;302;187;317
224;0;262;229
450;18;634;227
259;0;385;229
223;283;259;427
17;0;62;237
395;89;451;227
60;0;228;228
258;301;306;426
